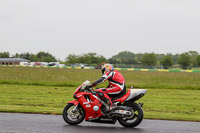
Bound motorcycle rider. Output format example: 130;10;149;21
86;64;126;112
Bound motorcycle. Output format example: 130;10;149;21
62;80;147;127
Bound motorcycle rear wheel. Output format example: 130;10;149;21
118;103;143;128
63;103;85;125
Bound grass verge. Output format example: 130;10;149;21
1;67;200;89
0;84;199;121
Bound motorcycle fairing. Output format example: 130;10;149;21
68;100;79;105
76;92;103;121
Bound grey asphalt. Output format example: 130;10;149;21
0;113;200;133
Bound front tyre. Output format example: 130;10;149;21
118;103;143;128
63;103;85;125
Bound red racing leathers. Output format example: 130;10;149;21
91;70;126;107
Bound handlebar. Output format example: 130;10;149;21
88;87;94;92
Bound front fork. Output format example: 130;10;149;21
68;100;80;113
72;103;79;113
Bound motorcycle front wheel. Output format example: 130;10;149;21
118;103;143;128
63;103;85;125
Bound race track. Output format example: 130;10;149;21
0;113;199;133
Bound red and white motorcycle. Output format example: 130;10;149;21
63;80;147;127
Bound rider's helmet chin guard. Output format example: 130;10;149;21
101;64;114;75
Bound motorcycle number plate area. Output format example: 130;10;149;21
86;104;91;108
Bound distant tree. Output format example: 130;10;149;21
0;52;10;58
8;51;57;62
95;55;107;65
79;53;98;64
141;53;157;68
19;52;31;60
109;51;137;64
133;56;139;64
188;51;199;67
172;53;179;64
87;53;96;64
156;54;165;61
160;55;173;69
14;53;19;58
66;54;79;64
178;53;192;69
36;51;57;62
41;56;55;62
196;55;200;67
29;54;38;62
65;53;106;65
86;53;106;65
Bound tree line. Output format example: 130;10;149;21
109;51;200;69
1;51;200;69
0;52;57;62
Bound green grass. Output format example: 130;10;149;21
0;84;73;114
0;84;199;121
0;66;200;121
1;66;200;89
139;89;200;121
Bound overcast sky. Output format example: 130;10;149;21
0;0;200;60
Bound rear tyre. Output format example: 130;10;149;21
118;103;143;128
63;103;85;125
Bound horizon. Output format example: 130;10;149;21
1;50;198;61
